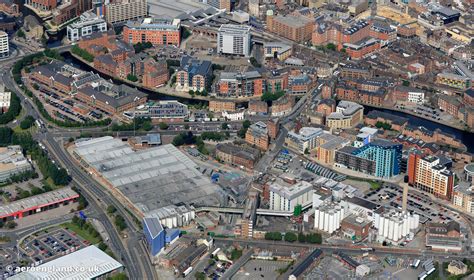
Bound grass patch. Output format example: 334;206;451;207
369;181;382;190
61;222;101;244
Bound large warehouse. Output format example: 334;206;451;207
72;137;222;217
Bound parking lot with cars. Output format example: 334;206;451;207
0;227;91;279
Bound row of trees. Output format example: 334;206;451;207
133;42;153;54
261;91;285;102
237;120;251;138
264;231;322;244
111;118;153;131
71;45;94;62
0;127;71;186
172;131;208;155
20;116;35;129
189;89;208;97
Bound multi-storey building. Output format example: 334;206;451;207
25;0;57;11
437;95;462;117
392;86;425;105
104;0;147;25
176;56;212;92
215;143;260;169
123;18;181;47
0;83;11;111
265;70;288;94
207;0;231;11
407;153;454;200
316;98;336;117
335;139;402;178
266;11;313;42
452;182;474;215
245;121;269;150
266;118;279;140
124;100;188;122
269;181;313;212
0;0;19;16
326;100;363;130
67;12;107;42
142;58;169;88
263;42;292;60
209;100;236;112
271;95;294;116
285;127;323;154
217;24;251;57
217;71;264;97
0;146;33;183
289;74;313;95
0;31;8;58
464;89;474;107
248;100;268;115
436;72;471;90
340;63;372;79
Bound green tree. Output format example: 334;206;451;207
326;43;336;51
71;45;94;62
221;123;229;130
0;127;13;146
265;232;282;241
195;272;206;280
159;122;169;130
306;233;322;244
284;232;297;242
304;148;309;154
298;232;306;243
20;116;35;130
107;205;117;214
17;29;25;38
98;242;108;251
107;273;128;280
402;80;410;87
126;74;138;82
6;221;17;229
114;215;127;231
261;91;285;102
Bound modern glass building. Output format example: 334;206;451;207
354;139;402;178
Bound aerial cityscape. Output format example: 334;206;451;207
0;0;473;279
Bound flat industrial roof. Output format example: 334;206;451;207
73;137;221;214
0;187;78;218
9;245;123;280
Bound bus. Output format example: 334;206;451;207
211;248;221;258
360;248;374;252
411;259;420;269
182;267;193;277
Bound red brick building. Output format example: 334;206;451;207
438;95;462;117
463;89;474;107
123;18;181;47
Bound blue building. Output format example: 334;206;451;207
335;139;402;179
165;228;180;244
354;139;402;178
143;217;165;256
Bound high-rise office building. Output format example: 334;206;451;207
104;0;147;25
217;24;251;57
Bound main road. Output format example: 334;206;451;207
1;52;155;279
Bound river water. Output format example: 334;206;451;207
364;106;474;153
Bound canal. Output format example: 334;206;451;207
365;106;474;153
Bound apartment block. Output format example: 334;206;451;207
266;11;313;42
245;121;269;150
105;0;147;25
123;18;181;47
217;24;251;57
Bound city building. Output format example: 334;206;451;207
353;127;378;148
263;42;292;60
217;24;251;57
269;181;313;212
340;63;371;79
209;100;236;112
248;100;268;115
66;11;107;42
289;74;314;95
0;146;33;183
407;154;454;200
124;100;189;122
266;70;289;93
343;196;383;223
266;10;313;42
447;260;468;275
437;95;462;117
207;0;231;11
75;83;147;115
392;86;425;105
341;214;371;240
267;118;279;140
0;0;19;16
123;18;181;47
364;110;408;131
215;143;260;169
217;71;264;97
104;0;147;25
452;182;474;215
436;72;471;90
0;188;78;222
129;133;161;148
425;221;462;252
464;163;474;183
316;99;336;117
314;201;345;234
176;56;212;92
374;209;419;243
271;95;294;116
25;0;57;11
143;216;165;256
326;101;364;130
285;127;323;154
315;133;350;165
72;137;221;217
0;30;8;58
9;245;123;279
335;139;402;178
145;205;195;229
245;121;269;150
0;83;11;111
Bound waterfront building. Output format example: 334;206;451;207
176;56;212;92
452;182;474;215
217;71;264;97
326;101;363;130
67;11;107;42
124;100;188;122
